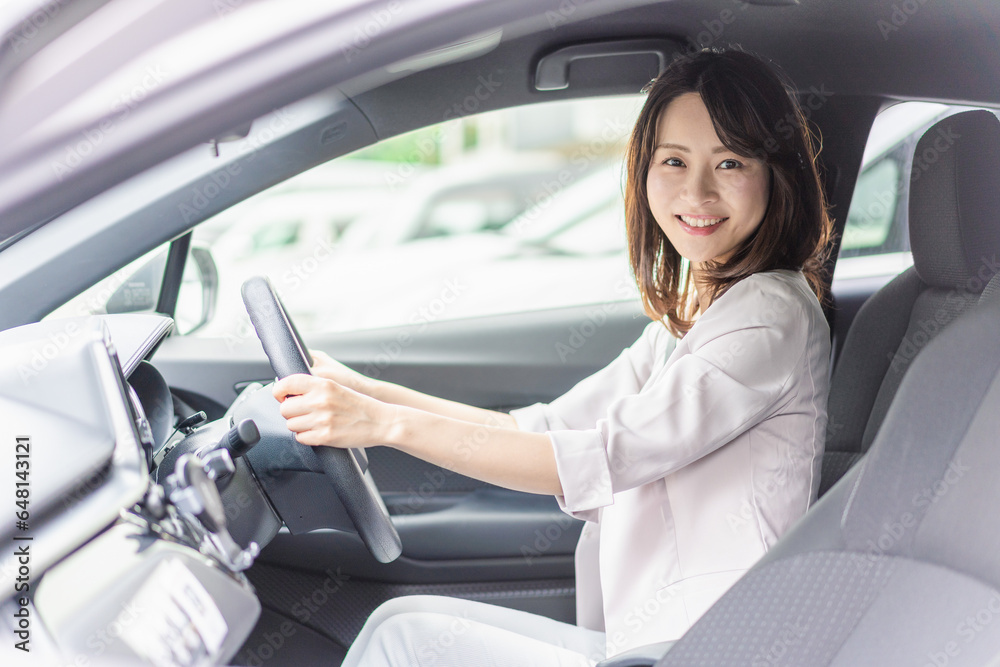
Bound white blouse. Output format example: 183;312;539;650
510;269;830;657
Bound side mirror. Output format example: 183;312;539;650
105;252;167;314
104;245;218;335
175;246;218;335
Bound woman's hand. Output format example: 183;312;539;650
308;349;374;395
273;374;393;448
273;375;561;495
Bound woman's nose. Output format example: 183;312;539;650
681;167;718;206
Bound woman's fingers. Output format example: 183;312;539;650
281;394;342;447
307;351;368;393
308;349;331;376
283;413;317;433
278;392;324;419
309;349;333;366
272;374;376;448
291;429;333;448
273;373;326;402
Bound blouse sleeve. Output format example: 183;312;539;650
508;320;672;433
548;277;815;521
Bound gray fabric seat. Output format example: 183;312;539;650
656;295;1000;666
819;109;1000;496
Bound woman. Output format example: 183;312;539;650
273;48;833;665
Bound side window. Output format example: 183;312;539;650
839;156;904;259
184;96;644;337
248;221;302;254
45;242;210;335
834;101;980;279
417;187;523;239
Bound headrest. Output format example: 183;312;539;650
909;110;1000;291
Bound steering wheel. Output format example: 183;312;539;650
240;276;402;563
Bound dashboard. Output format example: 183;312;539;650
0;314;264;665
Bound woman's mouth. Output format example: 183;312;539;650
677;214;727;235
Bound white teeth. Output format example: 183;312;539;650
679;215;726;228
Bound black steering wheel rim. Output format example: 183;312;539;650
241;275;401;563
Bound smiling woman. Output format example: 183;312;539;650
646;92;771;270
626;48;833;338
273;47;834;666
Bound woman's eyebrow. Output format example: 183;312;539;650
655;142;730;154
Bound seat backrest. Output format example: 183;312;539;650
657;276;1000;666
820;109;1000;495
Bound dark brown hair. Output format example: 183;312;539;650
624;48;833;337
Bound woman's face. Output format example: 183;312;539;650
646;92;770;267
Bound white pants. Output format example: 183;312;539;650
340;595;607;667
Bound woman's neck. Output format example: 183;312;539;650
691;267;713;313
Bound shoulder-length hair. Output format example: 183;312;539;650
624;48;833;337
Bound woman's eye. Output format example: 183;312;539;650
662;157;684;167
719;159;742;169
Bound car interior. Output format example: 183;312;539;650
0;1;999;666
